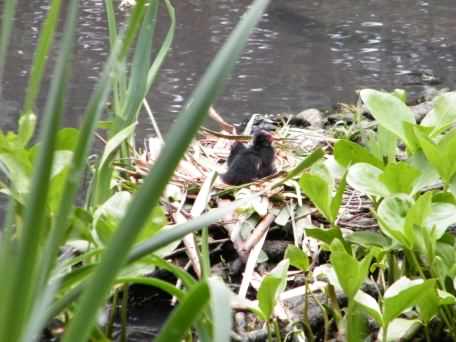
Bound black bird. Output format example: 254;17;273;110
221;130;275;185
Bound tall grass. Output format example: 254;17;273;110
0;0;271;340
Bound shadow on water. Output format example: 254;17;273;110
2;0;456;339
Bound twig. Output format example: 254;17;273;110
143;98;163;143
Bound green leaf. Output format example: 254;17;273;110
415;286;439;325
285;245;309;271
403;192;432;249
366;126;397;164
330;239;372;300
408;151;440;193
334;139;383;169
360;89;416;151
0;151;32;197
347;163;390;198
379;162;420;194
281;147;325;182
330;171;347;221
415;127;456;183
346;231;392;248
354;290;382;324
424;202;456;239
93;121;137;206
381;318;421;342
383;277;435;325
154;282;210;342
17;113;37;147
62;1;272;340
94;191;166;245
300;173;332;222
377;194;414;247
306;227;344;247
208;277;232;342
346;302;369;342
257;259;289;320
422;92;456;134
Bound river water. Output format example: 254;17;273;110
1;0;456;136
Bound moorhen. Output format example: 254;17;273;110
221;130;275;185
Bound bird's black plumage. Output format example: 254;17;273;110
221;130;275;185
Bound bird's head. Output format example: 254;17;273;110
252;129;274;147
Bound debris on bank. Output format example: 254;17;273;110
116;91;444;340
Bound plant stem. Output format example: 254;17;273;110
106;287;119;338
267;321;273;342
120;284;129;342
424;325;431;342
273;319;282;342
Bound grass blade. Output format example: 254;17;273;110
39;1;149;284
208;277;232;342
22;0;63;116
154;282;210;342
62;1;270;341
146;0;176;90
0;1;79;340
0;0;18;94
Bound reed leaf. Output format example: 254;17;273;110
22;0;63;116
40;0;148;286
154;281;210;342
0;1;79;341
0;0;17;93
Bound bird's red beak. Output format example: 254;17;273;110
264;132;274;143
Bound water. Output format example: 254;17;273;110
2;1;456;338
1;0;456;136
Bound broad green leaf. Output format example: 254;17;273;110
383;277;435;324
300;173;332;222
285;245;309;271
347;163;390;198
257;259;289;320
415;286;439;325
422;92;456;133
354;290;382;324
403;192;432;250
334;139;383;169
366;126;397;163
408;151;440;194
424;202;456;239
438;290;456;306
379;162;420;194
330;239;371;300
346;302;369;342
310;161;334;191
360;89;416;150
51;151;73;178
377;195;414;247
0;151;32;196
415;127;456;183
154;282;210;342
306;227;345;248
346;231;392;248
381;318;421;342
55;128;80;150
94;191;166;245
330;171;347;221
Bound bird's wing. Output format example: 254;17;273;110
227;141;246;166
